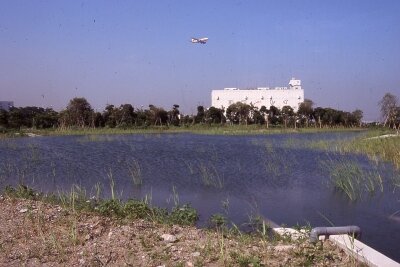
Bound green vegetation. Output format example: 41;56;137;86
341;131;400;169
198;162;224;188
3;184;198;226
0;185;359;266
320;158;384;201
3;93;395;131
2;123;368;138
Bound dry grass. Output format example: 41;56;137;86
0;195;360;267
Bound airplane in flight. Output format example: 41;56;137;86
191;37;208;44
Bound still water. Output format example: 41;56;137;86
1;132;399;261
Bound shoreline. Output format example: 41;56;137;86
0;193;358;266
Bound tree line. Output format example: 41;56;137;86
0;93;399;130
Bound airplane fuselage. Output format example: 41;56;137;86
191;37;208;44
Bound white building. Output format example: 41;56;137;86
211;78;304;112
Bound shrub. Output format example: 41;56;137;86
124;199;151;219
170;204;199;225
209;213;227;228
97;199;124;217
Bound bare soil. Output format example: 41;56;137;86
0;196;359;266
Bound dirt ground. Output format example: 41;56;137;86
0;196;359;266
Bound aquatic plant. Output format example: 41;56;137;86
126;159;142;185
342;134;400;170
4;184;39;200
98;199;124;217
124;199;152;219
93;182;103;200
209;213;227;228
3;184;200;226
198;162;224;188
169;204;199;226
106;168;116;200
320;157;385;201
166;185;180;207
183;160;195;174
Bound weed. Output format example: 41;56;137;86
93;182;102;200
230;251;262;267
98;199;124;217
209;213;227;228
124;199;151;219
320;157;385;201
4;184;40;200
70;219;79;246
167;185;180;207
127;159;142;185
106;168;116;200
198;162;224;188
169;204;199;226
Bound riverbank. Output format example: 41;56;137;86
0;124;368;138
339;130;400;169
0;190;358;266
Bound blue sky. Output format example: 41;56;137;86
1;0;399;120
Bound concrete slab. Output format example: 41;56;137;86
272;227;400;267
329;234;400;267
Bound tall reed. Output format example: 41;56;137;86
320;157;384;201
127;159;142;185
198;162;224;189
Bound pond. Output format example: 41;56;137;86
1;132;399;261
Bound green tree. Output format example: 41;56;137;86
379;93;398;128
168;104;180;126
269;106;280;126
147;105;168;126
351;109;363;127
226;102;251;125
92;112;105;128
205;107;225;124
281;106;294;128
259;106;269;128
195;106;205;124
116;104;136;128
103;104;117;128
298;99;314;127
251;107;265;125
7;108;24;129
0;109;8;128
33;108;59;129
59;97;93;128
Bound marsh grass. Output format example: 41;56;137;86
295;129;400;170
320;157;384;201
341;134;400;170
18;124;365;137
126;159;142;185
3;184;199;226
263;148;297;181
106;168;116;200
198;162;224;188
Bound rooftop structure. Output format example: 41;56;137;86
0;101;14;111
211;78;304;112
